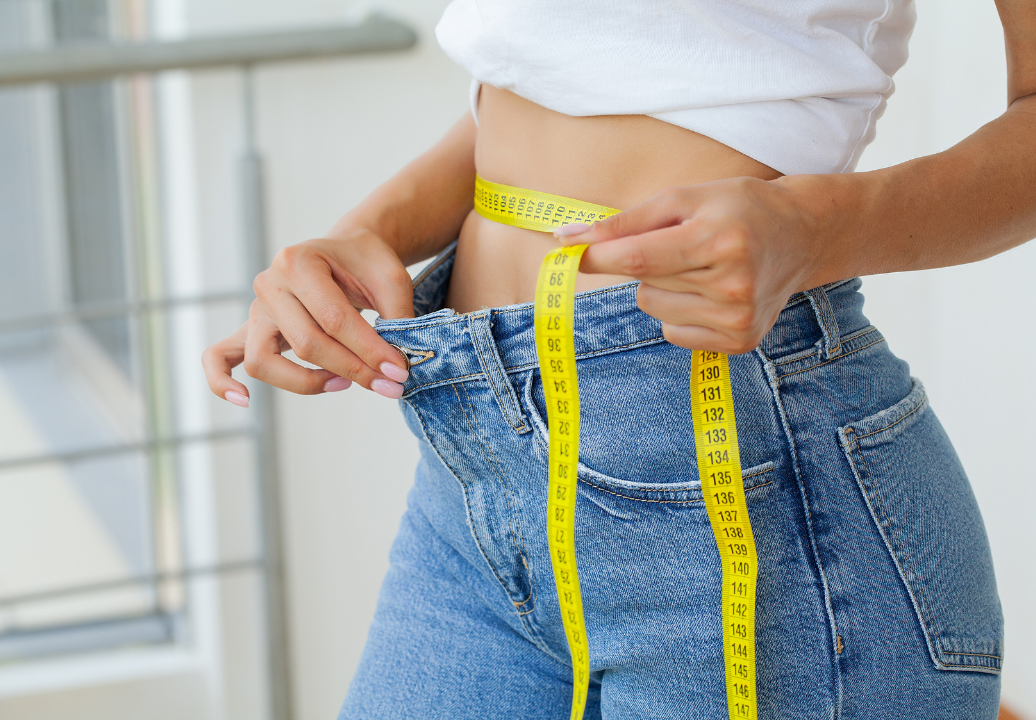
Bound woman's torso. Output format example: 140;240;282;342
443;86;781;313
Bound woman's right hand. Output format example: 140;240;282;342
202;227;416;407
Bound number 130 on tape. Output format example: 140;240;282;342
691;350;758;720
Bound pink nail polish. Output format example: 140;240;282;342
554;222;591;238
323;377;352;392
225;390;249;408
371;378;404;399
379;361;409;383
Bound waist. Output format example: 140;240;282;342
475;86;781;208
445;86;783;312
380;242;871;398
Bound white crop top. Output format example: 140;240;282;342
435;0;916;176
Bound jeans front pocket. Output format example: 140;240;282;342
520;365;777;502
838;378;1002;673
520;341;778;490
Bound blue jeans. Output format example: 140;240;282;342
340;242;1002;719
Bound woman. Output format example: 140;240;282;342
203;1;1035;717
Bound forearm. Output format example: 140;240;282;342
786;94;1036;289
329;112;477;266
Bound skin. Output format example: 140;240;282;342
203;0;1036;405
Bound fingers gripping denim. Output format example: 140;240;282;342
340;243;1002;720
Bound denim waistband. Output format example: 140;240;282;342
374;242;871;398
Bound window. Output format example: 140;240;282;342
0;0;268;705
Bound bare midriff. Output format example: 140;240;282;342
443;85;782;313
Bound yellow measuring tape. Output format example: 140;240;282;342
534;243;591;720
476;175;757;720
691;351;758;719
474;174;620;232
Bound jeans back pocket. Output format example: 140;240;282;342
838;379;1002;674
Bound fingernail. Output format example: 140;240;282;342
554;222;591;238
379;361;409;383
225;390;249;408
323;376;352;392
371;378;404;399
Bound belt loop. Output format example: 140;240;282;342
468;310;531;435
805;286;842;360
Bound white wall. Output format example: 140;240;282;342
159;0;1036;718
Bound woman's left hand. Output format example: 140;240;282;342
555;176;826;354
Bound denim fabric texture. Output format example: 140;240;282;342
340;242;1002;719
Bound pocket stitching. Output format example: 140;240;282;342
523;369;777;502
776;336;885;380
577;460;777;495
840;389;1003;671
579;473;777;505
845;427;951;666
470;323;529;432
580;461;776;492
852;440;1002;665
851;388;929;443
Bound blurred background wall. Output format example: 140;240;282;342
0;0;1031;718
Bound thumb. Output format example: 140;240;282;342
553;188;697;245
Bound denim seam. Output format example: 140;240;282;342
575;466;777;500
527;398;779;503
398;276;855;331
523;370;776;501
805;287;843;358
505;336;667;374
577;477;776;505
771;348;821;366
509;376;590;662
769;326;878;367
843;427;947;666
512;572;564;674
776;337;886;380
389;283;645;333
850;393;928;442
472;329;513;428
402;337;668;398
579;463;777;495
410;243;456;288
842;425;1002;670
401;398;519;614
453;382;536;612
527;377;552;461
403;371;483;396
758;348;844;718
469;314;529;433
380;315;469;332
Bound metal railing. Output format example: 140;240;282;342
0;15;417;720
0;15;416;87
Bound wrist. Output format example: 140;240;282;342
329;204;400;247
773;172;871;290
324;196;420;267
326;176;460;266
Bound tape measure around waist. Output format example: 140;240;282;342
478;175;757;720
475;174;621;233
